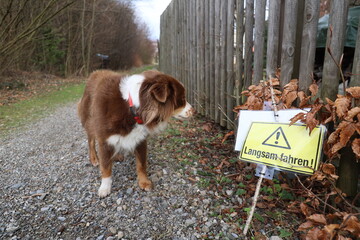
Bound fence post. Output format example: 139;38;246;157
298;0;320;93
220;0;228;127
350;17;360;87
266;1;281;80
321;0;349;100
209;0;216;120
235;0;244;106
280;0;298;88
226;0;235;129
204;1;210;116
244;0;254;89
253;0;266;84
214;0;221;123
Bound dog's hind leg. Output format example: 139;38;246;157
97;141;114;197
87;134;99;166
135;140;152;191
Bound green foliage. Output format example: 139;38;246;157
198;178;211;188
217;176;232;184
33;27;65;74
279;228;293;238
279;189;295;200
0;83;84;136
236;188;246;196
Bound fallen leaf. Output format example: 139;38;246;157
324;224;340;238
345;107;360;121
300;202;311;217
343;215;360;237
309;83;319;96
336;235;352;240
326;97;335;106
330;142;344;156
241;90;250;96
311;171;326;181
352;138;360;158
335;95;351;118
328;130;340;145
339;123;356;146
298;221;315;231
270;78;280;86
284;79;299;91
321;163;336;175
305;111;319;134
346;86;360;98
284;91;298;108
202;123;213;132
221;131;234;144
307;214;327;225
323;115;334;124
305;227;327;240
290;112;306;126
248;85;257;91
256;202;267;208
298;91;307;101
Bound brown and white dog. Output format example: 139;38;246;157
78;70;193;197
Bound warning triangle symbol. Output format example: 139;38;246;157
262;127;291;149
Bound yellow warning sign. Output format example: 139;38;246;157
239;122;326;175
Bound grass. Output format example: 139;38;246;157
0;64;159;138
0;83;85;136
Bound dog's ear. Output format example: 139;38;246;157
150;82;169;103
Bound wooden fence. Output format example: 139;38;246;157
159;0;360;129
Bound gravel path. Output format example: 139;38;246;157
0;103;240;240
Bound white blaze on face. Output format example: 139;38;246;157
173;102;193;120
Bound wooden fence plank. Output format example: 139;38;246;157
235;0;244;106
220;0;228;127
280;0;298;87
266;1;281;80
190;0;196;105
187;1;191;102
196;0;201;112
298;0;320;92
204;1;210;116
209;0;216;119
321;0;349;100
266;1;281;78
253;0;266;84
244;0;254;88
350;17;360;87
199;0;205;115
226;0;235;129
159;0;359;129
214;0;221;123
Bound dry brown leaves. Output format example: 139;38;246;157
233;78;360;239
234;78;360;158
297;207;360;240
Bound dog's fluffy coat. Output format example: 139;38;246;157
78;70;193;197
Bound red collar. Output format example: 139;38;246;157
128;94;143;124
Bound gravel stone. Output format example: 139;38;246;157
0;102;285;239
0;103;206;239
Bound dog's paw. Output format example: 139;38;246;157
90;157;99;167
98;177;112;198
138;179;153;191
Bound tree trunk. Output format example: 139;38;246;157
337;146;360;197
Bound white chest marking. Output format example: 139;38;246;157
107;125;149;153
107;123;168;154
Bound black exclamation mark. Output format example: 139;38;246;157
275;131;280;144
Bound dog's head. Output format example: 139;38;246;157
139;70;193;128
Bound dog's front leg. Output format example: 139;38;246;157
97;141;114;197
135;140;152;191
